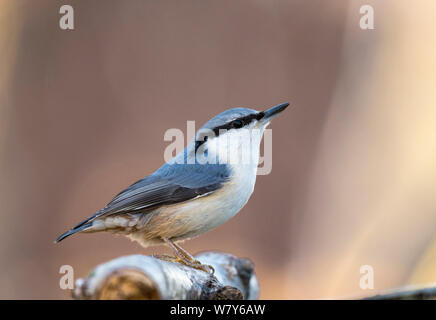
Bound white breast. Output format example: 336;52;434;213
165;129;262;239
159;163;257;241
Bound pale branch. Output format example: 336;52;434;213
73;252;259;300
364;283;436;300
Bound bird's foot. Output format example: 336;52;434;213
160;237;215;274
153;254;214;274
182;259;215;274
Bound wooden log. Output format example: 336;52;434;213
73;252;259;300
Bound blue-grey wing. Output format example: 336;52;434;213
73;162;231;229
106;162;231;213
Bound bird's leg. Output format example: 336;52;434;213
162;237;214;274
153;240;195;265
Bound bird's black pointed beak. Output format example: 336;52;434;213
260;102;290;122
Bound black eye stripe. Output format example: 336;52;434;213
194;112;264;152
232;120;243;128
211;113;264;136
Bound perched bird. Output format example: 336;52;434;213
56;102;289;273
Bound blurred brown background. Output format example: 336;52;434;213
1;0;436;299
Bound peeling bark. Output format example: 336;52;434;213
73;252;259;300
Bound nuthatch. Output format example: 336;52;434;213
56;102;289;273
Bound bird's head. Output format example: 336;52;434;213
192;102;289;166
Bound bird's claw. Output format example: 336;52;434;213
153;254;214;274
193;262;215;274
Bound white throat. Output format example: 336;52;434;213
202;126;266;169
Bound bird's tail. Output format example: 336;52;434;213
55;222;92;243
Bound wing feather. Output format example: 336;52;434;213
73;162;231;229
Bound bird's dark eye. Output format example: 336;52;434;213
231;120;243;128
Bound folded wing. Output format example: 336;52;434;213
71;162;231;230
